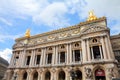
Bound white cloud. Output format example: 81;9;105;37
0;0;120;34
0;17;13;26
0;48;12;62
33;2;69;28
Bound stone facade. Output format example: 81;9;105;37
0;57;9;80
111;34;120;74
3;17;120;80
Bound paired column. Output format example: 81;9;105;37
30;49;35;67
82;40;87;62
43;48;47;66
90;47;94;60
105;37;112;59
99;45;103;59
40;48;44;66
52;46;56;65
86;39;91;61
69;43;72;64
101;37;107;59
55;46;58;64
66;44;69;64
21;49;26;67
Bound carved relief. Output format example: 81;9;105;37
59;33;68;38
84;67;92;79
48;36;55;40
81;26;106;34
108;68;117;78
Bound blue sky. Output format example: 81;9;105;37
0;0;120;62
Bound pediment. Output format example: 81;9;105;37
81;26;106;34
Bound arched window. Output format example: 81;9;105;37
45;71;51;80
23;72;27;80
93;46;101;59
33;72;38;80
95;69;106;80
75;70;82;80
59;71;65;80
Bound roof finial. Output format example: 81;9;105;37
87;10;97;21
25;29;30;38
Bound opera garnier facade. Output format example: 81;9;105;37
3;11;120;80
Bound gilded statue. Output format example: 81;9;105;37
25;29;30;38
87;10;97;21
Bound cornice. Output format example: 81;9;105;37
15;17;106;42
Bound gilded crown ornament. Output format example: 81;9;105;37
25;29;31;38
87;10;97;21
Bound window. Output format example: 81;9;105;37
92;38;97;43
74;50;80;61
60;52;65;63
47;53;52;64
93;46;101;59
61;45;65;49
26;56;31;65
75;43;79;47
36;55;41;65
49;47;52;50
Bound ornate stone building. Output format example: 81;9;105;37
0;56;9;80
3;12;120;80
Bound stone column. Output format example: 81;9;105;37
27;70;33;80
52;46;56;65
101;37;107;59
105;37;111;59
37;69;42;80
82;40;87;63
55;46;58;64
65;68;70;80
30;49;35;67
73;50;75;63
80;50;82;61
40;48;44;66
22;48;26;67
99;45;103;59
51;68;56;80
66;44;69;64
90;47;94;60
40;71;44;80
32;49;36;67
18;51;22;67
43;48;46;66
107;35;115;59
86;39;91;61
69;43;72;64
17;71;22;80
